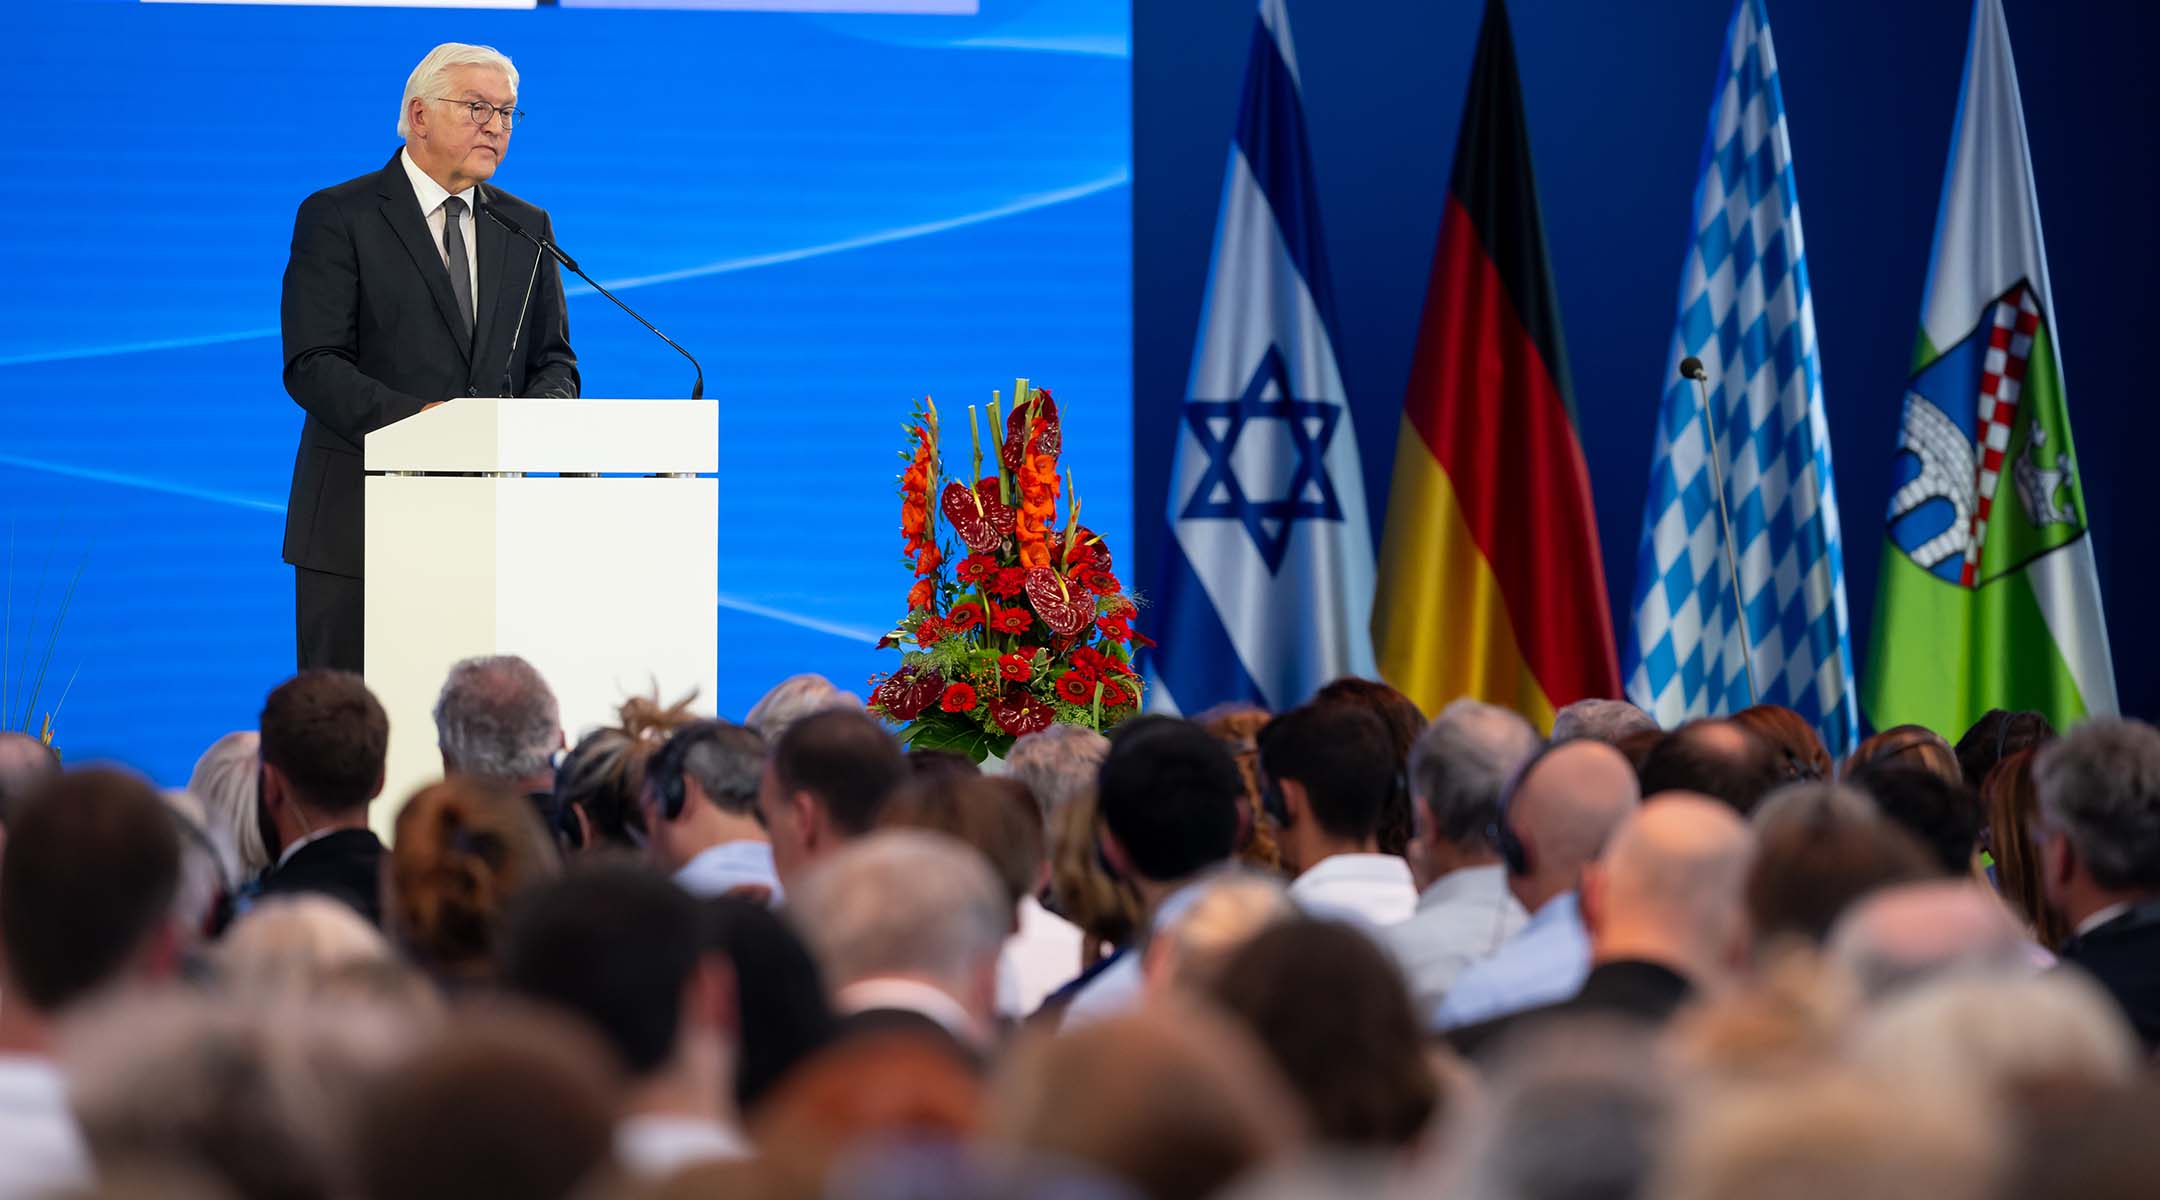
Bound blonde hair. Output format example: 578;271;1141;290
218;895;398;999
398;42;519;139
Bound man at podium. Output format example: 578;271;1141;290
279;42;579;671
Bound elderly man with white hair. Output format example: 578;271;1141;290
281;42;578;672
434;654;564;800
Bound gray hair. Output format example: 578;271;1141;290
2033;717;2160;891
681;722;765;816
433;655;561;781
1412;699;1542;845
743;673;862;743
189;730;268;877
1828;881;2036;1000
787;830;1007;994
1849;970;2139;1103
1005;724;1111;822
218;896;400;1000
398;42;519;139
1551;697;1660;745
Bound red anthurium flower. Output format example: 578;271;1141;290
1054;671;1095;706
990;689;1055;736
940;682;979;712
997;653;1032;682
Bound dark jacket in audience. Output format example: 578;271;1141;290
2058;899;2160;1051
255;828;386;927
1446;958;1694;1059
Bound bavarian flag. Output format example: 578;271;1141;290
1864;0;2117;733
1373;0;1619;728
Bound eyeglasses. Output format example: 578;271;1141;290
430;98;524;130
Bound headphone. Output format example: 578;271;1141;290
647;720;734;823
1491;740;1567;877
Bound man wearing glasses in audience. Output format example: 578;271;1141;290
279;42;578;673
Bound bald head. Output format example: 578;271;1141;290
1584;795;1754;982
1828;881;2033;999
1507;740;1641;913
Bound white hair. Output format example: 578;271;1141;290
1149;870;1294;995
743;673;862;743
398;43;519;139
1848;970;2139;1104
786;830;1007;995
161;789;236;948
218;896;400;1000
1005;724;1110;822
433;654;560;780
190;730;268;877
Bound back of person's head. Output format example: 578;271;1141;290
648;719;765;821
188;731;268;879
752;1030;985;1186
1440;1024;1671;1200
743;673;861;743
1255;702;1400;850
1847;762;1980;876
905;747;980;781
990;1003;1304;1200
504;865;714;1079
1197;702;1282;872
0;729;60;828
388;777;560;981
1047;785;1143;947
1208;919;1438;1149
1309;677;1425;856
1849;970;2138;1116
1827;881;2035;999
432;655;560;782
1502;739;1641;908
768;708;906;837
215;895;398;999
1731;705;1833;783
1550;697;1660;745
1147;871;1294;996
1745;783;1937;950
1637;719;1783;816
2032;717;2160;894
703;895;834;1114
2010;1077;2160;1200
1411;699;1541;849
1844;722;1962;785
879;774;1045;916
353;1007;622;1200
161;791;234;948
0;768;181;1012
1955;708;2056;790
1586;795;1754;977
258;670;387;815
553;693;696;853
1980;749;2067;949
1097;717;1242;885
786;831;1007;1002
1003;724;1110;824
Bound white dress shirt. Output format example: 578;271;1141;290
614;1114;749;1179
1287;852;1419;929
0;1055;93;1198
400;147;480;324
998;896;1086;1019
675;840;783;905
1380;863;1529;1014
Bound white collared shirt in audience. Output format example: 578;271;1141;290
615;1114;750;1178
1380;863;1528;1013
1286;853;1418;928
1060;877;1213;1027
675;840;783;905
0;1054;93;1197
998;896;1085;1019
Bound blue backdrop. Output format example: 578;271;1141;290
1134;0;2158;728
1;0;1130;782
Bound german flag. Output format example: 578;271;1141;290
1372;0;1619;728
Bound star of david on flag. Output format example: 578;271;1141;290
1623;0;1858;754
1145;0;1378;715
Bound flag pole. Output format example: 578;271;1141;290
1680;356;1760;705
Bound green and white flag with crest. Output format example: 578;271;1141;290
1864;0;2116;735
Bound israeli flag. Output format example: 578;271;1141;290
1147;0;1378;714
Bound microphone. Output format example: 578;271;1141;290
1676;355;1759;703
499;244;544;398
481;202;706;401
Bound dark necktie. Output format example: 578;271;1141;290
441;195;474;337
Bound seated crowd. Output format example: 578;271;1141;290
0;660;2155;1199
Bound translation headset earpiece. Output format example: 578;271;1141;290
1491;740;1564;877
649;720;732;822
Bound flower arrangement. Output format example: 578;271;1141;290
869;379;1149;762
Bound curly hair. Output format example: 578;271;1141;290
389;777;559;982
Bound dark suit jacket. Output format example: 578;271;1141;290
1446;959;1694;1059
280;150;579;578
2060;900;2160;1051
255;827;388;928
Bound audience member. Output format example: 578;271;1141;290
701;895;835;1115
353;1007;623;1200
552;692;698;855
255;671;390;925
1196;703;1284;872
1843;722;1962;785
433;654;564;801
1745;783;1937;952
1061;718;1243;1025
1434;739;1640;1030
990;1004;1304;1200
1954;707;2055;790
1209;919;1439;1150
1637;718;1783;816
2031;717;2160;1047
162;788;236;947
1614;726;1664;775
756;709;907;890
504;866;747;1178
1849;971;2138;1117
1847;762;1982;876
1828;881;2036;999
2009;1077;2160;1200
1434;1024;1671;1200
1549;697;1659;745
1311;676;1427;858
188;730;269;881
1980;749;2068;949
1730;704;1833;782
1452;795;1754;1057
0;730;60;844
1003;723;1109;827
742;673;861;744
640;720;779;902
751;1031;985;1196
385;777;560;986
905;747;980;780
786;831;1008;1060
1256;702;1417;927
0;769;182;1198
879;773;1083;1020
1041;783;1143;1009
1145;871;1294;997
1384;699;1540;1012
214;895;400;999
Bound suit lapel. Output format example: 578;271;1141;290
374;152;472;365
469;182;514;390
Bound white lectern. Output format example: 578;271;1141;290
364;398;718;830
